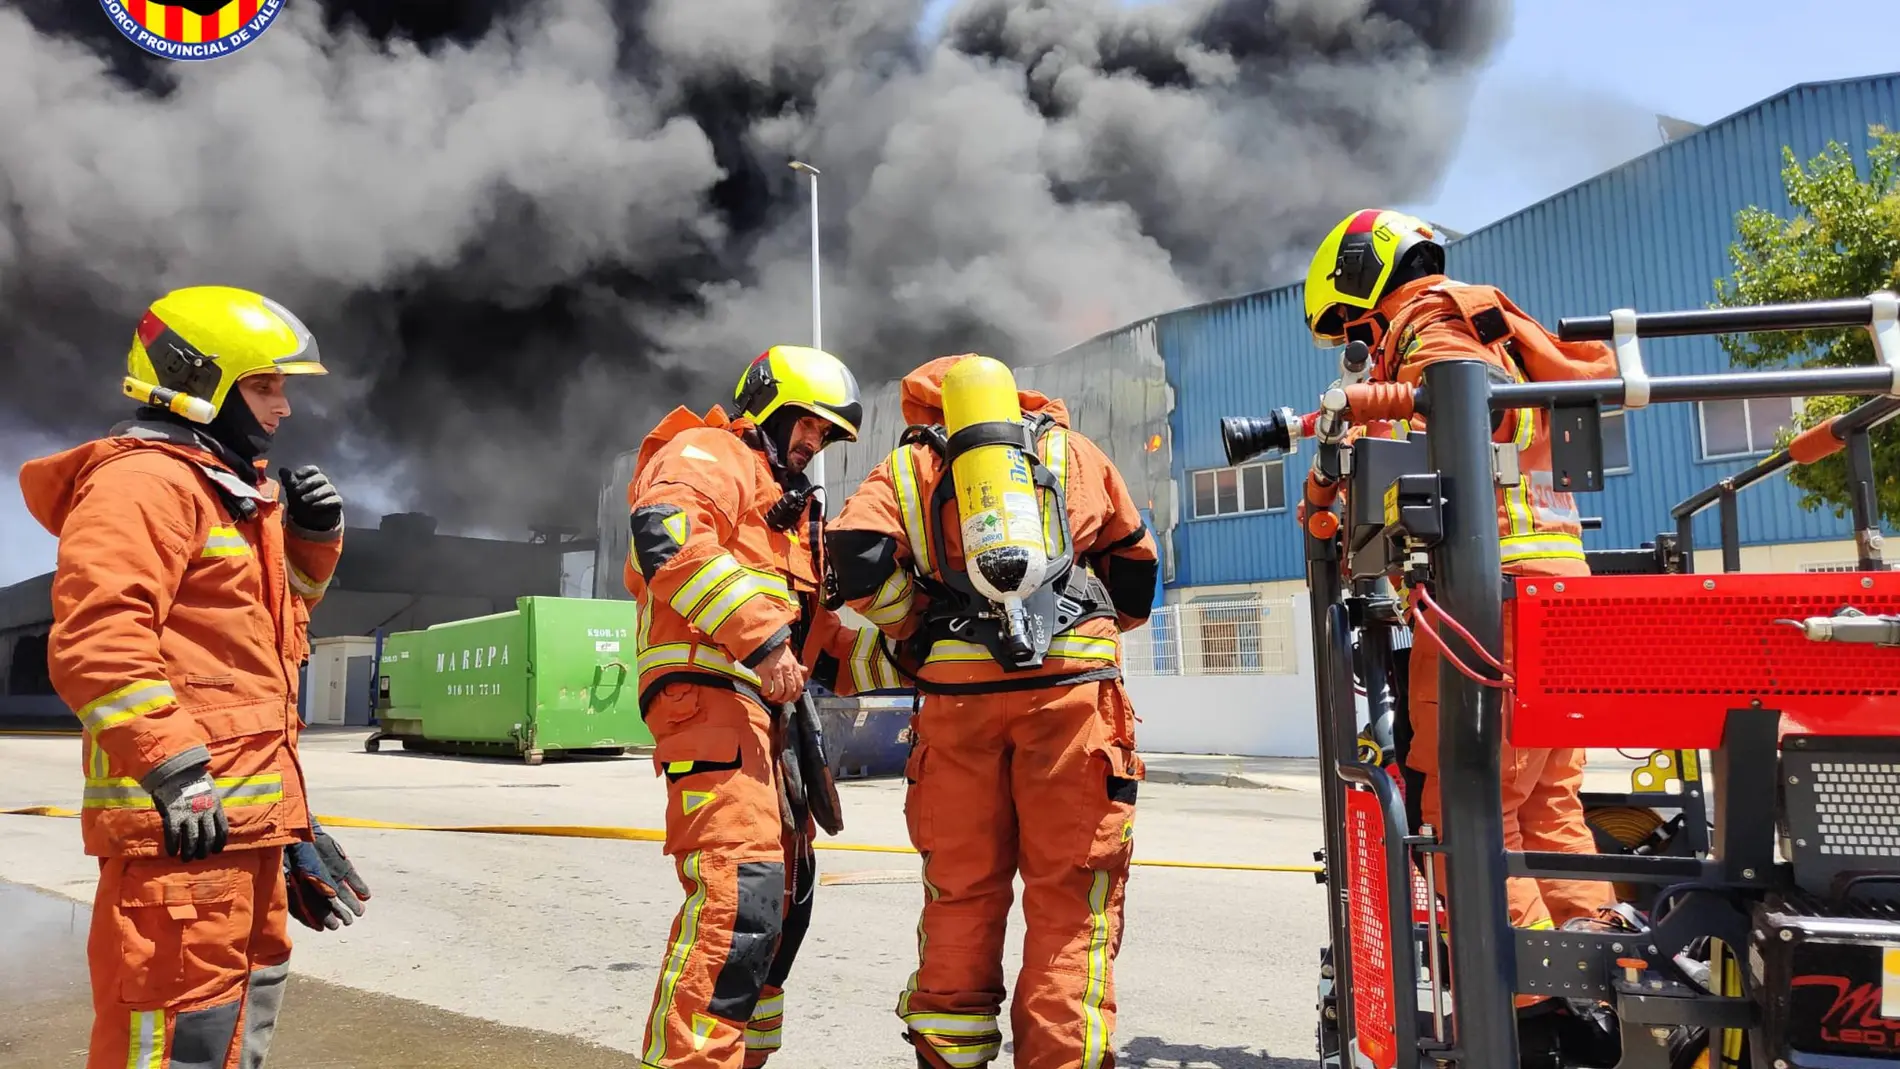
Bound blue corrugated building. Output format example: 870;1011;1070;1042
1062;73;1900;598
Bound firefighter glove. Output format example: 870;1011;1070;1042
286;822;371;931
279;465;343;533
146;764;229;862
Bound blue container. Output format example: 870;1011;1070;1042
816;693;914;780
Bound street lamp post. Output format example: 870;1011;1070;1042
789;160;826;496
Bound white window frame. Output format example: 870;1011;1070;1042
1187;459;1286;520
1601;406;1632;476
1697;396;1801;461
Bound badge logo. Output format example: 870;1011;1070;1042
98;0;285;62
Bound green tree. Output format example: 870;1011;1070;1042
1712;125;1900;528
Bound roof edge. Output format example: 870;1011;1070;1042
1045;70;1900;357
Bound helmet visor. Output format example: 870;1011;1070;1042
1309;304;1351;348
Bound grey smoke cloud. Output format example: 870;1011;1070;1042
0;0;1508;536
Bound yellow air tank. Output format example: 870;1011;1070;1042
941;356;1051;660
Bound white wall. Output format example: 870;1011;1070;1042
1122;596;1320;757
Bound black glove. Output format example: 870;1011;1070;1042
285;822;370;931
279;465;343;533
145;764;229;862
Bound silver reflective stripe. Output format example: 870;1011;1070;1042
83;774;285;810
201;526;252;559
669;555;743;618
129;1009;165;1069
287;561;328;598
1080;870;1114;1069
690;571;791;634
77;680;176;733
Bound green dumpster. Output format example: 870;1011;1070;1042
366;596;650;764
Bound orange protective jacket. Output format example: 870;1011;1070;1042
826;357;1159;693
622;405;899;709
1371;276;1616;574
19;421;341;858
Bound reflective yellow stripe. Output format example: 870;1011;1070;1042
891;447;933;576
87;736;109;779
849;628;903;692
200;525;252;559
645;851;709;1064
1503;479;1535;537
903;1011;1003;1068
850;628;881;692
689;570;793;635
897;854;945;1028
743;1026;782;1050
1049;634;1119;663
668;554;745;619
905;1013;1001;1036
1041;426;1070;556
863;568;916;626
924;640;993;664
83;774;285;811
76;680;176;734
925;635;1117;665
1081;869;1113;1069
636;642;763;686
752;992;784;1020
287;560;328;598
127;1008;164;1069
1499;533;1587;564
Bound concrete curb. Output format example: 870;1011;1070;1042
1144;768;1293;791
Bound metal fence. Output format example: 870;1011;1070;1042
1121;597;1300;677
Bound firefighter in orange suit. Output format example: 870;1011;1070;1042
624;344;898;1069
1304;209;1621;943
825;355;1160;1069
20;286;369;1069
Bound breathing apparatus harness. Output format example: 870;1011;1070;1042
879;411;1121;695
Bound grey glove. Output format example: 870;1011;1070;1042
145;764;229;862
279;465;342;533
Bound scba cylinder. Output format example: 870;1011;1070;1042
941;355;1051;605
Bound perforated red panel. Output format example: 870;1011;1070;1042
1345;787;1397;1069
1510;573;1900;748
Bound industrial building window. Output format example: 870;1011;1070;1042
1698;397;1798;460
1189;460;1285;519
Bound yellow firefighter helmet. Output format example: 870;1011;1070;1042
1303;209;1444;348
734;344;862;442
124;286;325;423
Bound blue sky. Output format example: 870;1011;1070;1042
3;2;1897;586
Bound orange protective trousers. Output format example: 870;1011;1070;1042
1407;603;1613;933
898;679;1142;1069
641;683;814;1069
87;847;292;1069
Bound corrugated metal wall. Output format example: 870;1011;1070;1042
1155;73;1900;588
593;450;639;600
1160;286;1331;586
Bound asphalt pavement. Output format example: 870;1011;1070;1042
0;728;1335;1069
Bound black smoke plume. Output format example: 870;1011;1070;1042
0;0;1508;534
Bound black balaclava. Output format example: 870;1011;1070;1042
207;385;274;466
759;408;803;477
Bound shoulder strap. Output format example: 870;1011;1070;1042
1035;421;1071;558
1435;282;1513;347
888;439;938;577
